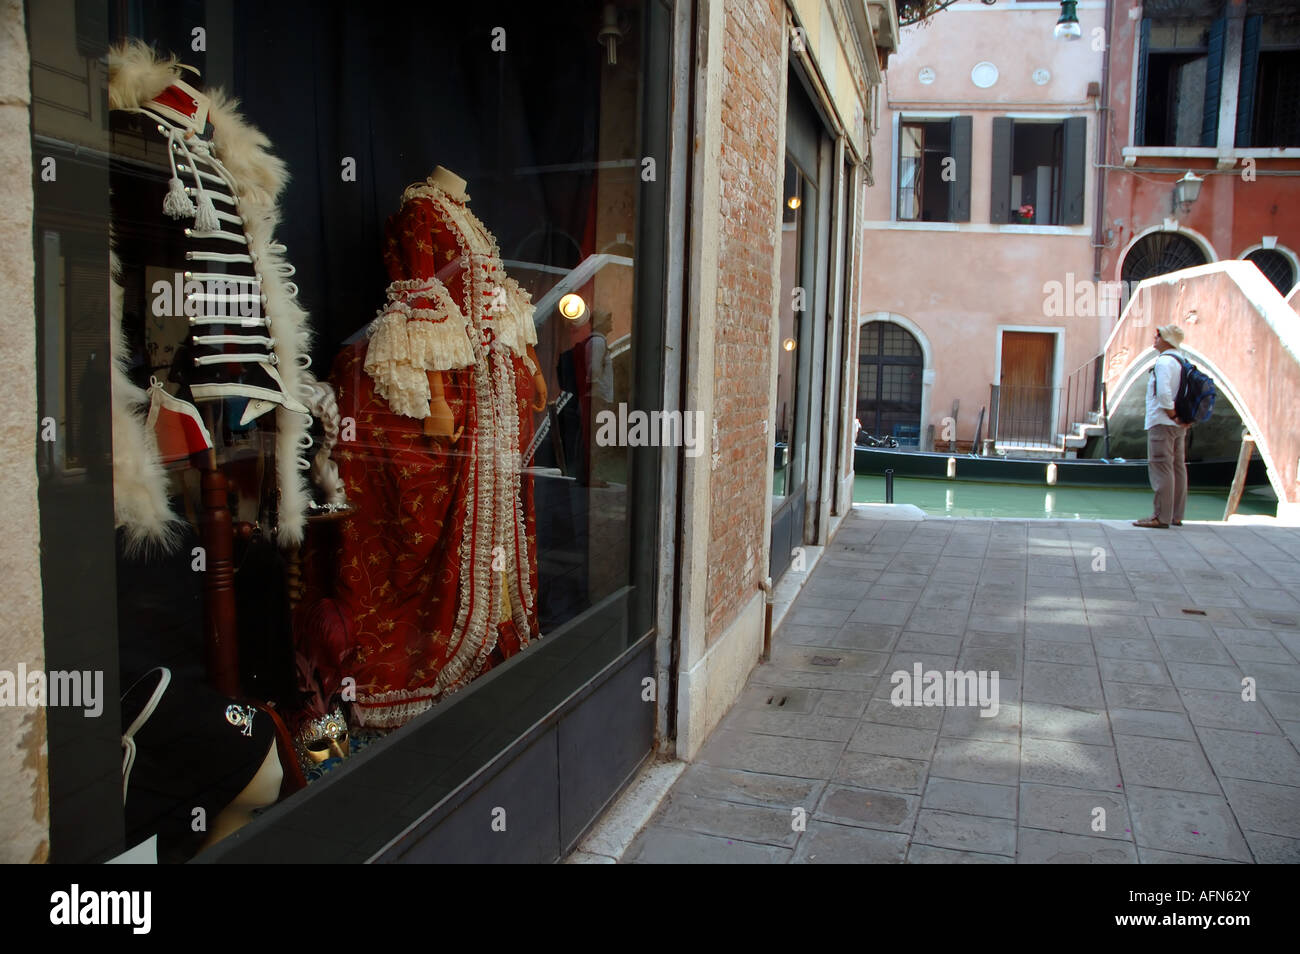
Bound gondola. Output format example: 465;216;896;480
853;443;1268;488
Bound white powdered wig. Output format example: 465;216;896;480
108;41;315;546
302;376;347;507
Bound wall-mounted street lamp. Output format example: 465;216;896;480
1173;171;1204;213
1054;1;1082;40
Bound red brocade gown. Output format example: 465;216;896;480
319;179;542;729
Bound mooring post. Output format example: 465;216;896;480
1223;433;1256;521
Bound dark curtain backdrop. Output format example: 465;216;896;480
227;0;604;366
110;0;621;631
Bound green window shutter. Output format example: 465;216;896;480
949;116;972;222
1236;15;1263;147
1200;18;1226;147
1061;116;1088;225
990;117;1013;224
1134;19;1151;147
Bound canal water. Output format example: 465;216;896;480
853;475;1277;521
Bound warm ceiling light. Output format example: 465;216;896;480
782;337;796;352
1054;1;1082;40
598;3;623;65
558;293;587;321
787;196;801;210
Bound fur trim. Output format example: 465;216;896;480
109;41;315;546
107;40;180;112
108;41;289;209
109;251;184;555
236;188;313;545
206;89;288;212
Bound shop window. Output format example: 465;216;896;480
1244;248;1297;295
1134;17;1223;148
1236;15;1300;148
896;117;971;222
770;72;828;583
31;0;670;863
989;117;1087;225
775;156;806;499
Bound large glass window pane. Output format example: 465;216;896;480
897;124;922;220
773;156;805;504
31;0;668;863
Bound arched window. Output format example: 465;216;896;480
857;322;923;446
1244;248;1296;295
1121;231;1208;284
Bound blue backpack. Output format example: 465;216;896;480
1173;356;1216;424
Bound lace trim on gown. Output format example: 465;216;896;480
362;277;474;420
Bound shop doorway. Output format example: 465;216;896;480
770;73;831;581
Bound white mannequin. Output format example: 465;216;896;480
429;165;470;203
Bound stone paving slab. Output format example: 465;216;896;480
922;776;1018;819
906;844;1014;863
913;809;1016;856
1019;782;1131;840
655;793;801;848
815;784;919;832
1017;829;1140;863
624;826;791;863
791;821;909;863
622;513;1300;863
673;763;825;810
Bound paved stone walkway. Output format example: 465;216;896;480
625;509;1300;863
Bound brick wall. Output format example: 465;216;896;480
705;0;785;641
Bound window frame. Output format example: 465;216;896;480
890;111;971;224
1238;242;1300;296
1237;14;1300;149
990;115;1087;226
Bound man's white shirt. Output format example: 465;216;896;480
1145;349;1183;430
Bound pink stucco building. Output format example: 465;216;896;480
857;0;1299;459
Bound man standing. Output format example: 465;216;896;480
1133;324;1189;529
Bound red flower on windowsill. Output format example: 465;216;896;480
1015;204;1035;224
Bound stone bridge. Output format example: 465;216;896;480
1104;260;1300;518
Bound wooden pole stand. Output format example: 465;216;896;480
200;467;241;696
1222;433;1256;522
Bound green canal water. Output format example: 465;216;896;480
853;474;1277;521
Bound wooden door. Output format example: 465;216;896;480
999;331;1054;442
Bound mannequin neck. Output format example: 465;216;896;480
429;166;470;203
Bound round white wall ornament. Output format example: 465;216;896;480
1033;68;1051;86
918;67;936;85
971;62;998;88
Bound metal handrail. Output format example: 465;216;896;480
992;354;1106;453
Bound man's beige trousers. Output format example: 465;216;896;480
1147;424;1188;525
